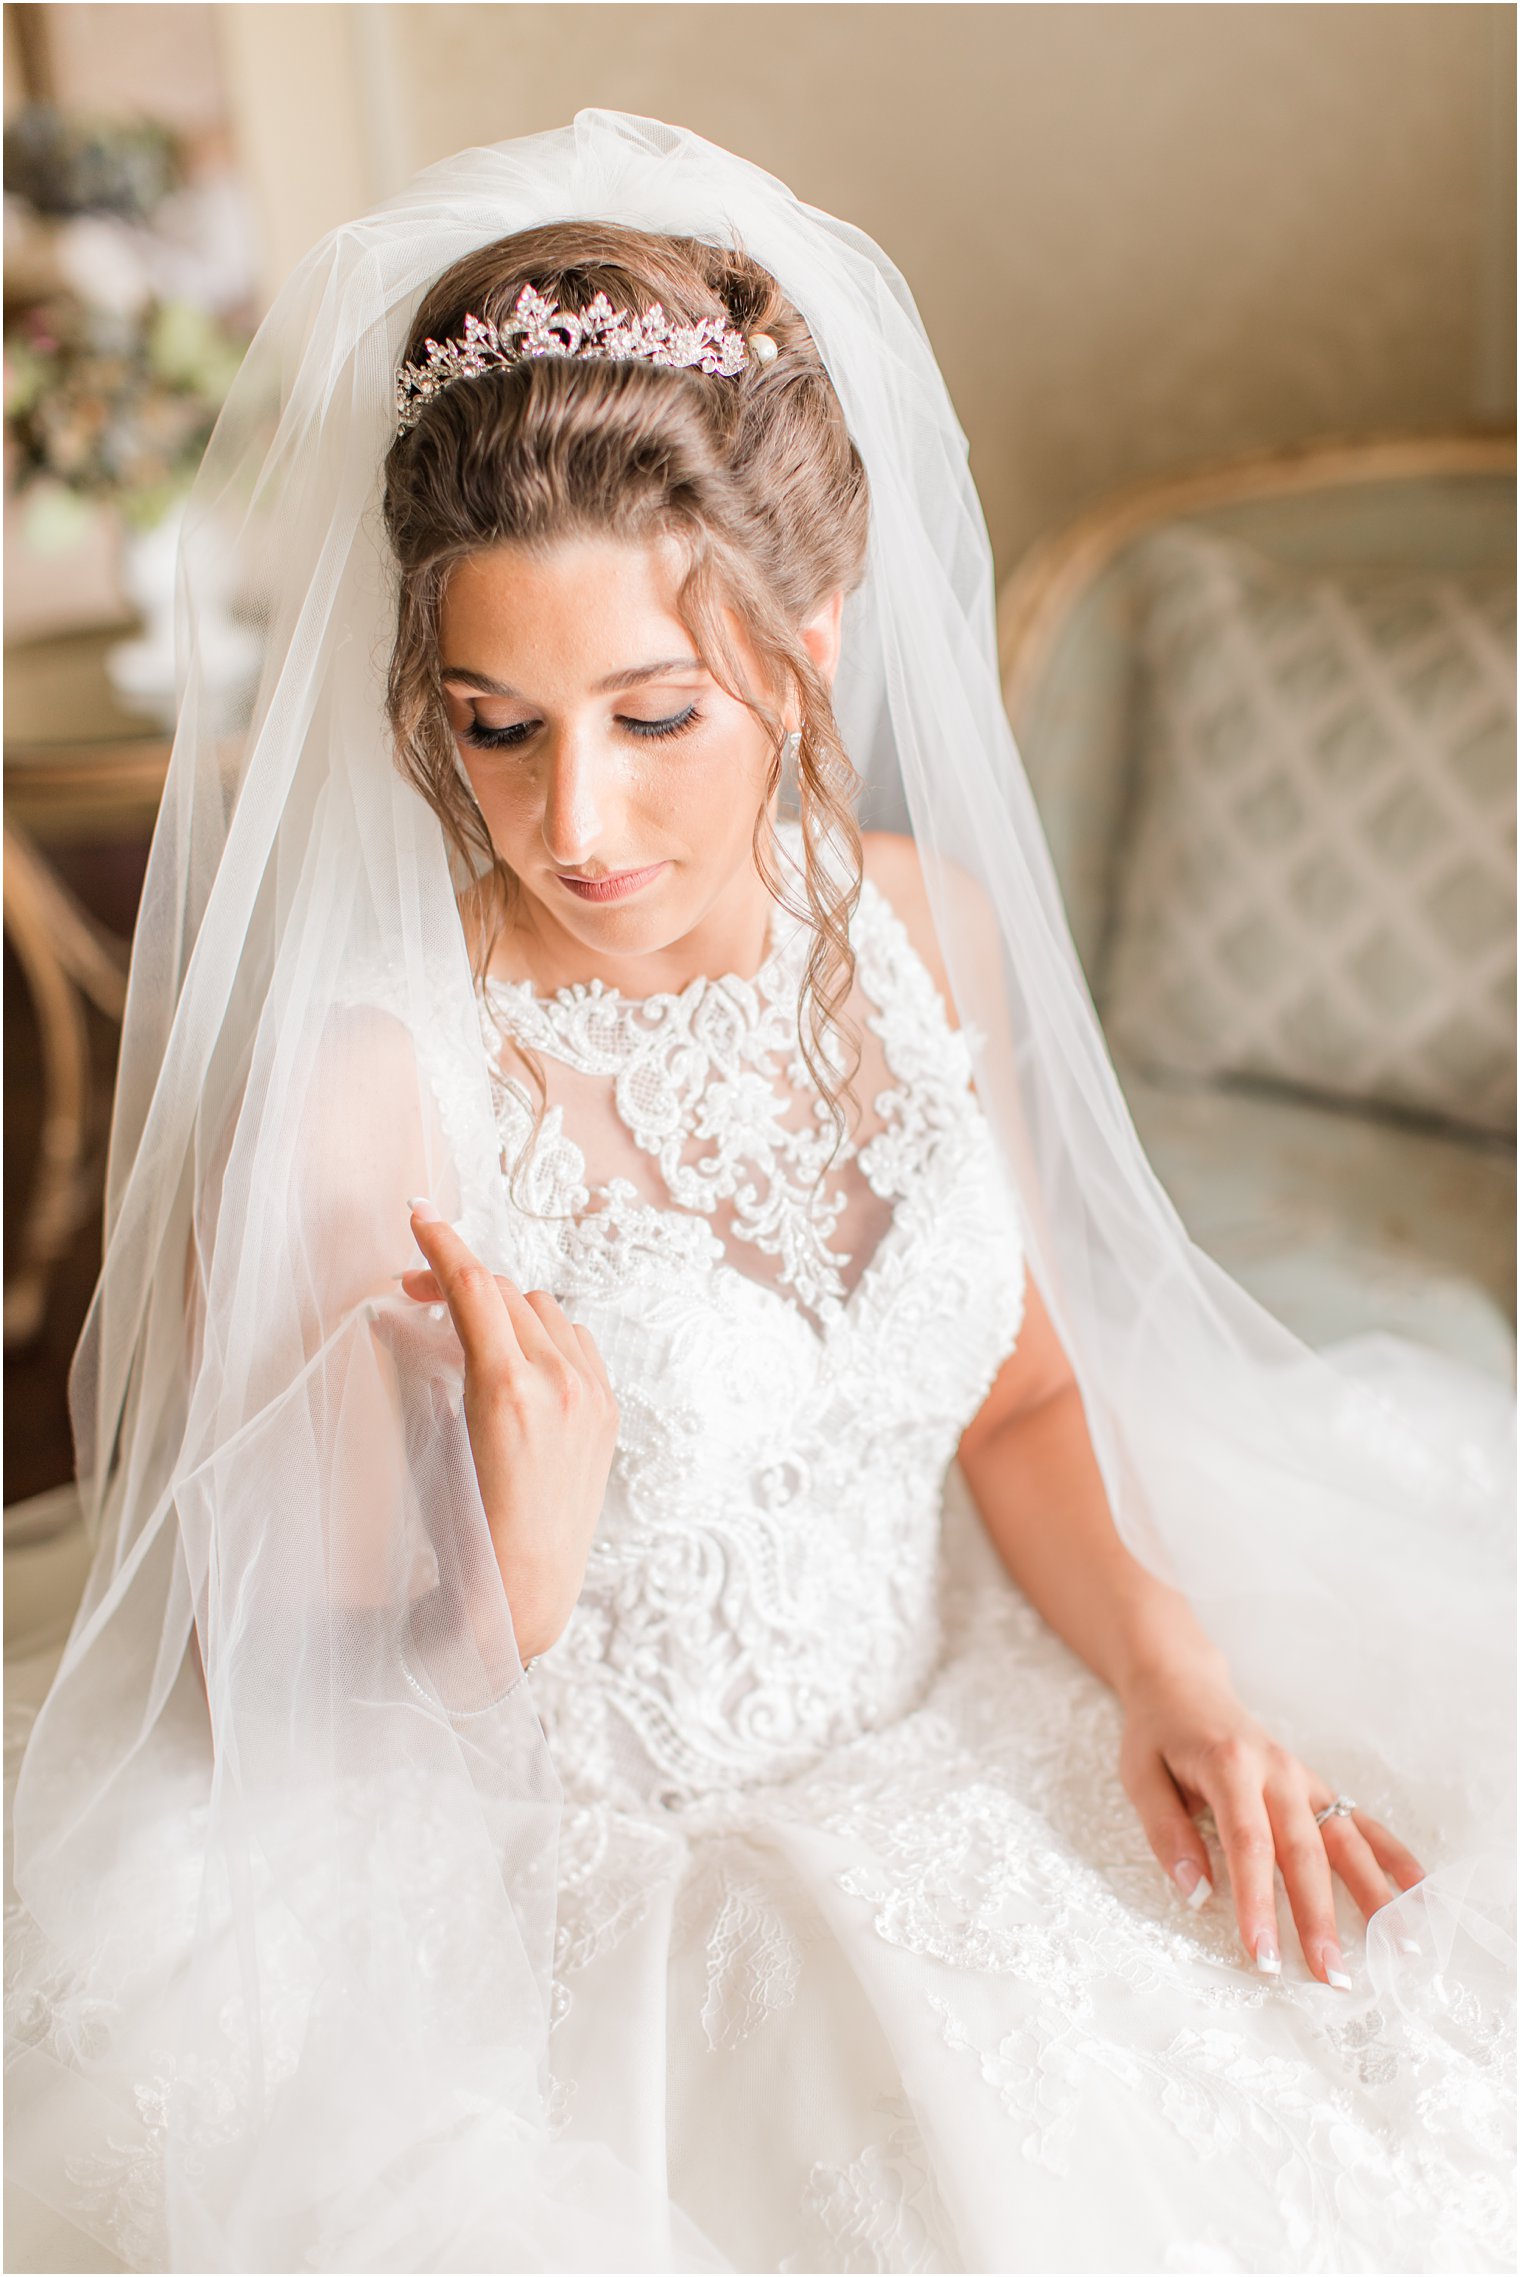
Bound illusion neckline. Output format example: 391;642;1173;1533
476;819;813;1015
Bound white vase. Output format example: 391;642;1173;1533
106;494;261;732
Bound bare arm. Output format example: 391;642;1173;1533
956;1273;1230;1702
863;828;1426;1986
177;1006;549;1719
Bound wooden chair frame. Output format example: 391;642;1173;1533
997;425;1516;722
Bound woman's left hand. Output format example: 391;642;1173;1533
1117;1658;1428;1985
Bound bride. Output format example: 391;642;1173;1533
5;111;1514;2275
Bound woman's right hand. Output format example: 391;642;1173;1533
399;1197;618;1660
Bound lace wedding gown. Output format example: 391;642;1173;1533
469;820;1513;2275
5;821;1513;2274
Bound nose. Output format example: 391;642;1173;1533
539;732;611;871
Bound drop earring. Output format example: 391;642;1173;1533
778;727;803;822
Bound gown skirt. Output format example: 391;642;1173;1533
546;1447;1514;2277
3;1430;1513;2276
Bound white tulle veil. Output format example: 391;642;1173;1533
5;107;1513;2273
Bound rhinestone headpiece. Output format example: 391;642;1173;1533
395;284;770;436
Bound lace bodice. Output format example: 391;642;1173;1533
475;822;1026;1810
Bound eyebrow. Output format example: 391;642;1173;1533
440;657;706;699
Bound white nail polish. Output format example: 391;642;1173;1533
1172;1861;1210;1908
1320;1939;1352;1989
428;1302;446;1322
1396;1936;1422;1957
1254;1934;1281;1976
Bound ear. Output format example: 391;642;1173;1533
798;588;845;688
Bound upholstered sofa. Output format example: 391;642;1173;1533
997;431;1516;1381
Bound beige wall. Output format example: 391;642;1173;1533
219;3;1514;579
33;1;224;126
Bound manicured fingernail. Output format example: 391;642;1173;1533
1396;1936;1423;1956
1254;1933;1281;1975
1173;1861;1210;1908
428;1303;446;1322
1322;1943;1352;1989
408;1195;441;1222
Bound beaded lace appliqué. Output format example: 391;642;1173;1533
480;882;869;1324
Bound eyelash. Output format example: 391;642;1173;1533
460;705;701;752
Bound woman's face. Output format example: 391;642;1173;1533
438;533;842;989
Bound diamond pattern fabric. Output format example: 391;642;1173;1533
1101;526;1516;1137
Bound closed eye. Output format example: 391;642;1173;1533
460;705;702;752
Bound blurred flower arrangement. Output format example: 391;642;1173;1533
6;291;245;540
4;104;182;222
3;103;260;715
4;104;254;548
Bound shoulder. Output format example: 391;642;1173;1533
859;835;1063;1436
859;829;1000;1036
859;830;954;1017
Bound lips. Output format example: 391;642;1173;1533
556;861;666;904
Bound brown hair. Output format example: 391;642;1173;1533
381;221;871;1208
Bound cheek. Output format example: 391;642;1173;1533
642;738;769;845
679;709;776;809
454;761;535;847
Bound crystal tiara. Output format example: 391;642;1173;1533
394;283;777;435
